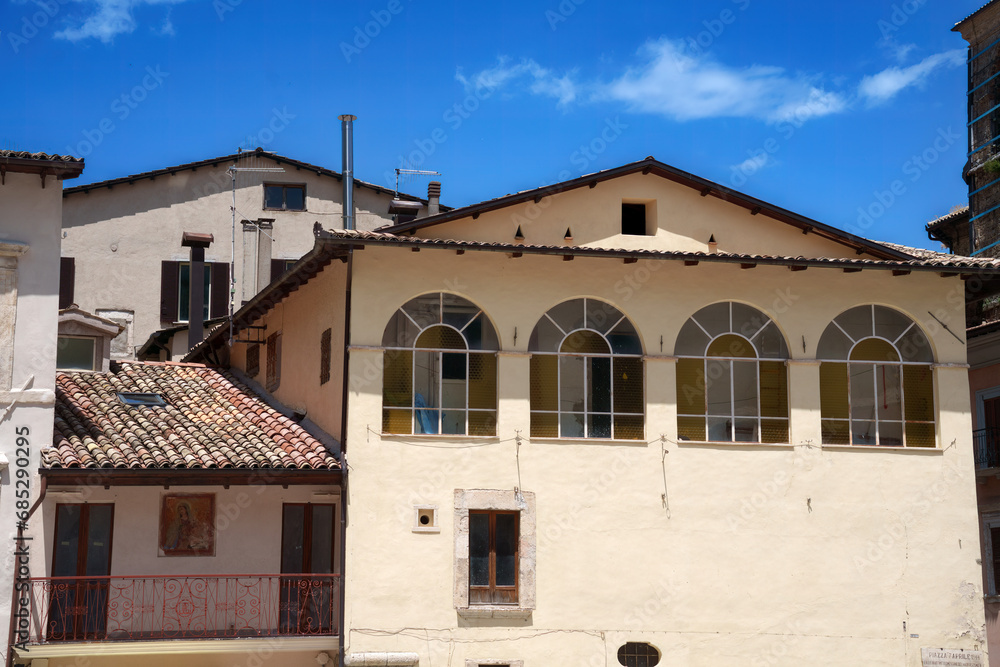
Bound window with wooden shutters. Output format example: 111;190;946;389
59;257;75;309
381;293;499;436
161;261;229;323
246;344;260;378
528;298;643;440
266;332;281;391
320;328;331;385
818;305;935;447
675;302;789;444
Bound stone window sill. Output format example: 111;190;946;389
456;605;533;620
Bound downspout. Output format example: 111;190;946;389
337;113;356;667
6;477;46;667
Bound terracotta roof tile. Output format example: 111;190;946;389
0;150;84;163
46;362;339;472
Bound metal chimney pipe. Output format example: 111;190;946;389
339;114;357;231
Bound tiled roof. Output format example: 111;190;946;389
47;361;339;471
0;150;83;163
318;229;1000;271
926;206;970;232
955;0;998;29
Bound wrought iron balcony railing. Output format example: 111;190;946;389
22;574;339;644
975;427;1000;470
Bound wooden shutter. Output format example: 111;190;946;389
58;257;75;309
210;262;230;319
320;328;332;385
160;261;180;323
270;259;286;285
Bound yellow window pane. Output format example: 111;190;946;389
560;330;610;354
905;422;935;448
383;350;412;408
469;411;497;437
383;408;412;434
678;416;706;442
530;355;558;412
531;412;558;438
822;419;850;445
469;353;497;410
707;334;756;358
614;357;644;414
759;360;788;419
903;365;934;422
613;414;644;440
676;358;706;416
416;325;466;350
819;362;849;420
850;338;899;362
761;419;788;444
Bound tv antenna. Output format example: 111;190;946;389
395;168;439;197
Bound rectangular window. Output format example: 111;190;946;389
266;332;281;391
621;203;647;236
56;336;96;371
59;257;75;310
469;511;519;605
264;184;306;211
161;261;229;323
247;343;260;378
320;328;332;385
985;514;1000;596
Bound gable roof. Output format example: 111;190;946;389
47;361;340;485
377;156;913;261
62;147;442;207
955;0;999;29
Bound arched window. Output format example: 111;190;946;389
818;305;934;447
381;293;499;436
528;298;644;440
675;302;789;443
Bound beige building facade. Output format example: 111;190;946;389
61;149;434;359
193;158;997;666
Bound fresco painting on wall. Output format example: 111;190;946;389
159;493;216;556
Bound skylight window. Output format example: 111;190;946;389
117;392;168;407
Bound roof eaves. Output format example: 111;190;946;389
955;0;999;30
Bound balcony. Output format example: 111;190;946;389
975;428;1000;470
22;574;339;645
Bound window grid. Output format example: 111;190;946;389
381;293;499;436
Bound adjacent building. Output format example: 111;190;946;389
60;149;439;359
0;150;85;662
192;157;996;666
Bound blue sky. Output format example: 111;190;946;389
1;0;984;251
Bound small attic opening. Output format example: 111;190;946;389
621;201;654;236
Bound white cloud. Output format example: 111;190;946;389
858;50;965;106
732;152;771;174
457;58;578;106
600;39;846;123
54;0;190;44
460;40;846;125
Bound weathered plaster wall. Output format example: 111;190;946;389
340;244;984;667
62;161;417;355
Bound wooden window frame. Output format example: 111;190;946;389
468;510;519;606
263;183;307;212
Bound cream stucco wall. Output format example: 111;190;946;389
419;172;888;261
62;157;422;357
338;241;985;667
0;170;69;661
